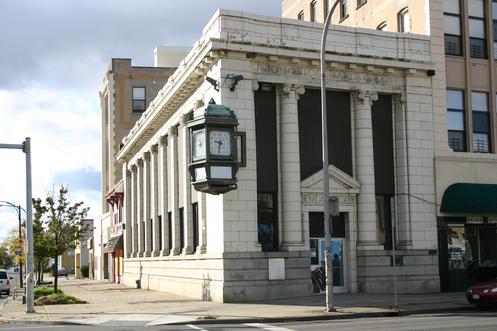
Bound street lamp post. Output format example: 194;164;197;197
321;0;340;313
0;138;35;313
0;201;26;288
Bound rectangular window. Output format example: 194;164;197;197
310;1;317;22
340;0;349;20
167;212;172;254
179;207;184;250
447;90;466;152
398;7;410;33
444;0;463;56
132;87;146;113
471;92;490;153
257;193;278;251
357;0;367;9
192;202;199;253
493;0;497;58
469;0;487;58
158;215;162;252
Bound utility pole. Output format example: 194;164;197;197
320;0;340;313
0;138;35;313
17;205;23;288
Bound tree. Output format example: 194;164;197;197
4;227;25;269
0;241;13;268
32;186;89;292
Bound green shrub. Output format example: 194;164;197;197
35;293;86;306
80;265;89;278
34;286;63;299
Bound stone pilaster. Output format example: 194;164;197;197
130;164;138;258
159;136;170;256
169;126;181;255
123;163;132;258
279;84;305;250
352;90;380;247
180;114;194;255
136;158;144;257
150;144;160;257
143;152;152;257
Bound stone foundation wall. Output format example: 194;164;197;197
357;249;440;294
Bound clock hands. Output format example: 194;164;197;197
214;139;223;153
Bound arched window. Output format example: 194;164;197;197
397;7;410;33
377;21;387;31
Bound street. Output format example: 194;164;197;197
1;311;497;331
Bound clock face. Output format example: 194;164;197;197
209;130;231;156
192;129;206;161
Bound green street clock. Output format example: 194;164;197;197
187;99;239;194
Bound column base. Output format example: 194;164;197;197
131;252;138;258
357;241;384;250
160;249;170;256
170;248;181;256
182;246;194;255
151;250;160;257
137;252;144;258
195;245;206;254
144;251;152;257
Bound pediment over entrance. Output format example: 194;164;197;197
301;164;360;194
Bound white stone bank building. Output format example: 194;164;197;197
114;10;439;302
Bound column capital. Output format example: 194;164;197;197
352;90;378;106
137;158;144;167
130;163;137;172
168;125;178;137
281;83;305;100
179;113;190;126
143;151;151;161
393;92;407;105
159;135;167;147
150;144;159;154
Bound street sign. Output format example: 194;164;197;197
15;248;22;256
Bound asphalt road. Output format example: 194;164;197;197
1;311;497;331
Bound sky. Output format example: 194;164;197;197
0;0;281;241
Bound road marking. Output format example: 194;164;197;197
244;323;296;331
186;325;210;331
2;326;65;330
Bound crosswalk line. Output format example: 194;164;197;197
186;324;210;331
244;323;296;331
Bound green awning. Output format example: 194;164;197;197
441;183;497;214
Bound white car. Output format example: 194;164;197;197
0;269;12;296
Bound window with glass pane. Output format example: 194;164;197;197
493;1;497;58
398;8;410;33
469;0;487;58
447;90;466;152
471;92;490;153
257;192;278;251
444;0;462;57
377;22;387;31
340;0;349;20
310;1;317;22
357;0;367;8
298;10;304;20
132;87;146;113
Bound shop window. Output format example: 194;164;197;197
377;21;387;31
340;0;349;21
257;193;278;251
398;7;410;33
132;87;146;113
310;1;317;22
469;0;487;59
447;90;466;152
471;92;490;153
444;0;463;56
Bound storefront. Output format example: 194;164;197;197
438;183;497;291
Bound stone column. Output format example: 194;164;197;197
158;136;170;256
279;84;305;249
130;164;138;258
150;145;160;256
123;163;132;258
196;191;207;254
143;152;152;257
180;114;194;255
352;90;379;247
137;158;144;257
169;126;181;255
393;93;412;247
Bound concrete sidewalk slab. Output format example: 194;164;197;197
0;277;470;326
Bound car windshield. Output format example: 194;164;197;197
0;272;7;279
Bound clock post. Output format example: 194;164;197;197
187;99;239;194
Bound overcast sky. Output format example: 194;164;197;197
0;0;281;241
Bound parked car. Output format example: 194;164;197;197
0;269;12;296
465;278;497;307
57;268;68;277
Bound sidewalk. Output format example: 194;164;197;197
0;278;470;326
